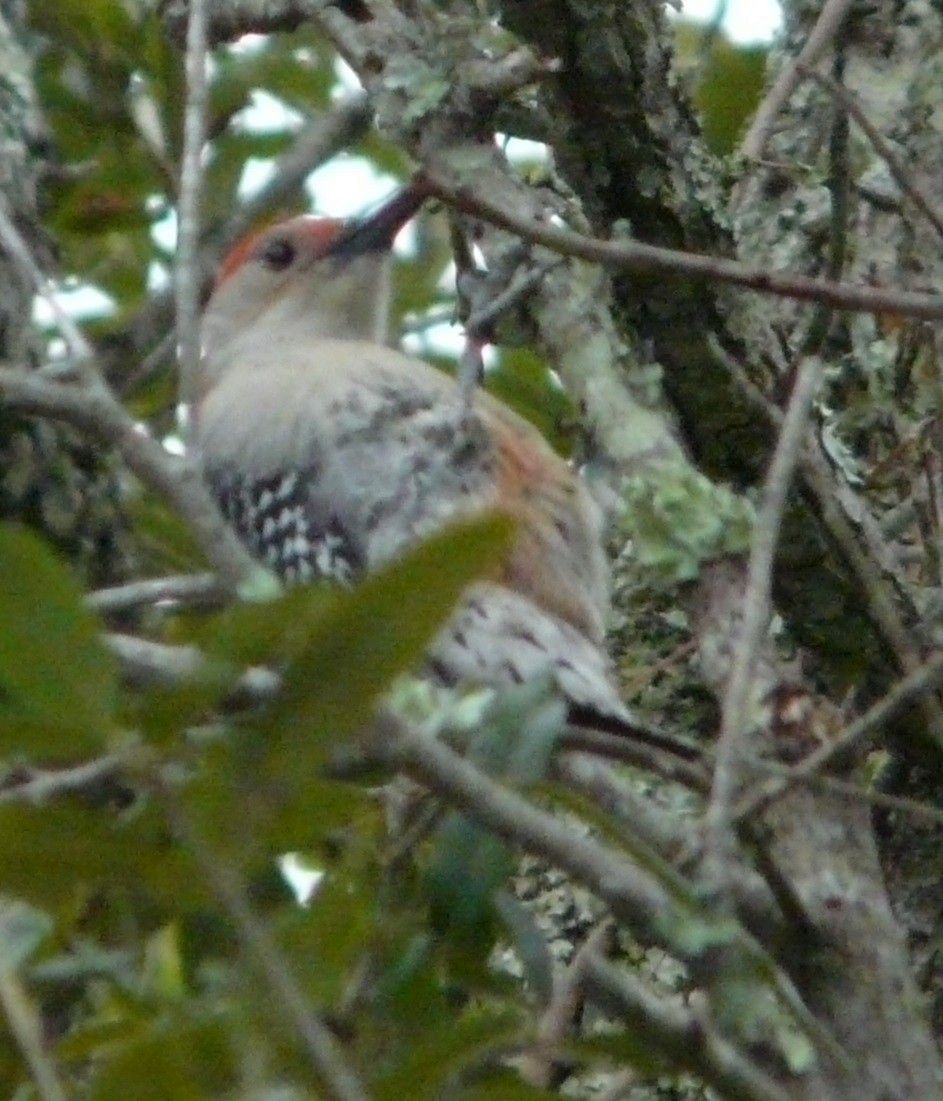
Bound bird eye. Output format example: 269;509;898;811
257;236;296;271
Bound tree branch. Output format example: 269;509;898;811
706;356;825;895
0;366;261;591
163;795;372;1101
88;573;224;614
583;954;790;1101
739;0;855;161
421;167;943;322
174;0;210;410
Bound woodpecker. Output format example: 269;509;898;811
192;187;638;732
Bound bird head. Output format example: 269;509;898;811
197;185;425;398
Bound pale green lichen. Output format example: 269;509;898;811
619;464;755;582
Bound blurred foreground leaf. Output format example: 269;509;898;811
0;525;116;758
186;513;514;857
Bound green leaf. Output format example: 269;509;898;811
466;676;565;785
373;933;447;1027
198;512;512;766
183;746;375;865
277;868;375;1006
675;22;768;155
460;1068;560;1100
423;678;563;975
561;1032;669;1077
140;925;186;1000
31;943;134;987
187;515;511;858
373;1007;522;1101
124;495;209;575
492;890;553;1007
88;1014;236;1101
0;801;198;911
0;525;116;756
264;512;512;748
425;812;511;961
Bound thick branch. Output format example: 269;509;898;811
0;367;260;591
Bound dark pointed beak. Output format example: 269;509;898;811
329;184;428;262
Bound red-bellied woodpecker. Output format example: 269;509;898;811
193;188;638;733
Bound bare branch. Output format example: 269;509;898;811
0;366;260;591
377;709;831;1067
376;712;679;937
163;796;373;1101
705;356;825;893
735;649;943;822
798;441;943;748
518;920;616;1089
88;573;224;614
161;0;332;47
423;167;943;322
227;94;372;247
118;95;371;400
104;632;216;687
0;203;93;368
0;968;67;1101
740;0;856;161
583;955;791;1101
804;65;943;247
175;0;210;410
0;753;132;806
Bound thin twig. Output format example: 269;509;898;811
739;0;856;160
565;714;943;827
163;796;372;1101
379;709;839;1062
0;753;131;806
464;256;561;342
710;76;844;860
175;0;210;411
0;971;67;1101
705;356;824;892
88;572;224;613
556;753;695;861
582;955;790;1101
161;0;330;47
734;648;943;823
103;632;281;706
0;204;93;368
120;95;372;401
518;919;616;1089
375;711;677;933
104;632;217;686
0;164;259;593
799;441;943;748
117;328;177;398
227;93;372;248
804;65;943;246
422;169;943;322
706;331;943;748
791;768;943;826
800;46;849;356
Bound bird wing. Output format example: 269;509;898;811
429;582;631;726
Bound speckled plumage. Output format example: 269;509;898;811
194;199;635;732
207;467;362;586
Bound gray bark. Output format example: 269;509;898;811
0;5;129;582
